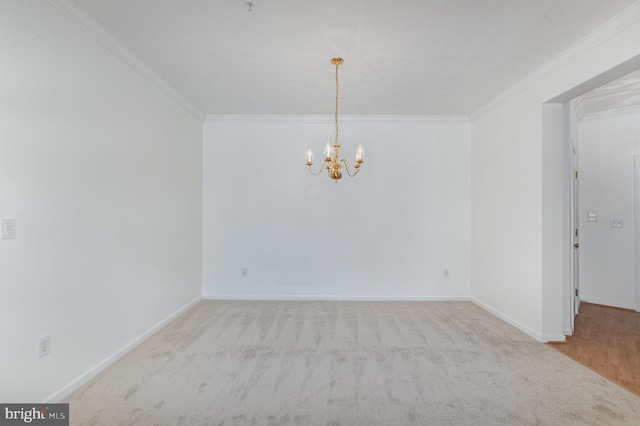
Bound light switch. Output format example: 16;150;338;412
587;210;598;222
610;218;623;228
1;218;16;239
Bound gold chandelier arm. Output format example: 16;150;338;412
308;161;328;176
340;159;361;177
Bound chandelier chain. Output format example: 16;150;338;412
335;60;339;152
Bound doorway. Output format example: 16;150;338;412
572;74;640;313
542;56;640;338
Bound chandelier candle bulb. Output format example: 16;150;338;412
324;140;332;160
306;148;313;165
356;144;365;162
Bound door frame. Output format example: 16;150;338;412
634;156;640;312
570;143;580;329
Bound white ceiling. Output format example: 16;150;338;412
73;0;638;116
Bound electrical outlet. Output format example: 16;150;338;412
39;335;51;358
443;268;450;278
241;267;249;277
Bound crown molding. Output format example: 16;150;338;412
580;103;640;121
47;0;205;122
469;2;640;122
204;114;469;125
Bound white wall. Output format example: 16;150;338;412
0;1;203;402
203;117;470;300
578;108;640;309
470;3;640;341
471;95;545;339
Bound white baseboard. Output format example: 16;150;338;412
45;296;202;403
541;333;567;343
470;297;548;342
202;294;470;302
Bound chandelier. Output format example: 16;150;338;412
305;57;364;182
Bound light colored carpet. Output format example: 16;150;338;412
65;301;640;425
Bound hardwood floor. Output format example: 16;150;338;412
549;302;640;397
